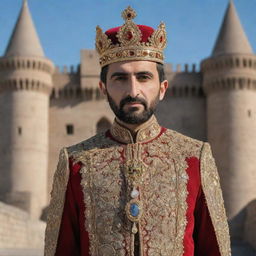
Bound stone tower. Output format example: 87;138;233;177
0;0;54;219
201;0;256;240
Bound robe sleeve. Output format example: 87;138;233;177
55;159;89;256
197;142;231;256
193;185;221;256
44;149;89;256
44;148;70;256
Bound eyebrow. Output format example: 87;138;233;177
110;71;154;79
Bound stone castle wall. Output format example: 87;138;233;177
0;202;45;252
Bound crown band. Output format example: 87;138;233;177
99;47;164;67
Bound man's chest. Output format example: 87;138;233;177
75;137;201;256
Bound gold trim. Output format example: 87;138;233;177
110;115;161;144
44;148;70;256
200;143;231;256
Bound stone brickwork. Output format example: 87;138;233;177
0;202;45;250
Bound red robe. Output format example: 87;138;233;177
45;117;231;256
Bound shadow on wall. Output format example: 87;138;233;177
230;199;256;255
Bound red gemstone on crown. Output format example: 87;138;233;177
126;31;133;40
130;51;135;56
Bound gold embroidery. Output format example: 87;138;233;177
77;127;203;256
139;130;202;256
44;148;69;256
80;144;129;256
200;143;231;256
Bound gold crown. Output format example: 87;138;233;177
95;6;167;67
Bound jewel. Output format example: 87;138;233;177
129;50;135;56
132;223;138;234
130;203;139;217
126;31;133;40
131;189;139;198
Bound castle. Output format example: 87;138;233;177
0;1;255;255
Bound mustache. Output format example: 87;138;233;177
120;96;147;109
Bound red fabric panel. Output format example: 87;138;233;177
105;25;155;44
55;160;89;256
184;157;221;256
183;157;201;255
193;185;221;256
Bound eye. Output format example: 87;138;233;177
114;76;127;81
137;74;151;81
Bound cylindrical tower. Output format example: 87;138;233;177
201;1;256;239
0;0;54;219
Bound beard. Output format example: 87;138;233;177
106;92;160;124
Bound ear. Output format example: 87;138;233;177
99;81;107;95
159;80;168;101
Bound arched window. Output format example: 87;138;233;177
96;117;111;134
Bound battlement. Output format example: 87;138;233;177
165;63;200;73
201;54;256;72
50;87;104;101
0;78;52;95
54;65;80;74
203;76;256;94
168;84;204;98
0;56;54;74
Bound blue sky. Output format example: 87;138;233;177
0;0;255;69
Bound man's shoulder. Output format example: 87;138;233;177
66;131;112;156
163;128;204;155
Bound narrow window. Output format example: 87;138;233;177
66;124;74;135
18;127;22;135
248;110;252;117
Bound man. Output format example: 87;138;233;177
45;6;231;256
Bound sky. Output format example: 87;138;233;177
0;0;255;70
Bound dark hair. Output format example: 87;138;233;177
100;62;166;84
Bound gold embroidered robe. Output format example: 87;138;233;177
45;116;231;256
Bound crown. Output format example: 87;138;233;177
95;6;167;67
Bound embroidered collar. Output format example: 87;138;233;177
110;115;161;144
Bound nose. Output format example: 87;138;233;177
126;76;139;98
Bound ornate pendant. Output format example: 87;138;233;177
125;199;143;223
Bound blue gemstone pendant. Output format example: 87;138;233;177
130;203;139;217
125;199;143;222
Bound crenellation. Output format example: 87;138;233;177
176;64;181;72
168;63;199;73
169;84;204;98
201;55;256;73
184;64;188;72
50;86;105;101
0;57;53;73
54;64;80;75
0;78;52;94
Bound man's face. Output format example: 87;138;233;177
100;60;168;124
